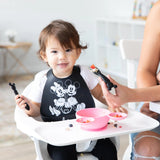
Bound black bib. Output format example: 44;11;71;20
40;66;95;122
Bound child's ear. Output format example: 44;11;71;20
40;52;48;62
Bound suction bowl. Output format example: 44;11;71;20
76;108;110;131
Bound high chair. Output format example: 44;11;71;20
119;39;142;160
14;86;119;160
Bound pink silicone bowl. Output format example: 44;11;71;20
76;108;110;131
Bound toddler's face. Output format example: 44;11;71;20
43;37;81;78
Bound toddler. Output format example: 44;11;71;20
15;20;119;160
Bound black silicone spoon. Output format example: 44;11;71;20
9;82;30;110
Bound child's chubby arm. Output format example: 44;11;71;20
91;81;128;114
15;94;40;117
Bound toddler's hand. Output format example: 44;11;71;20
15;95;29;110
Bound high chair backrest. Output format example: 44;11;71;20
119;39;142;110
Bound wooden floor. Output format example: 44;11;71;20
0;135;129;160
0;141;36;160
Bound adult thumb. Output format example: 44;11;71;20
107;75;118;86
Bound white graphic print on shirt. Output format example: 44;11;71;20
49;80;86;116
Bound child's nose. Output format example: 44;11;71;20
59;52;66;59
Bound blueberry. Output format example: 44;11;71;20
69;124;73;127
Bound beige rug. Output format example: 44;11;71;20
0;75;34;147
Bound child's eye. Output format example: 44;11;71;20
66;49;72;53
51;50;58;54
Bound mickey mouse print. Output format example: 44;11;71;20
49;80;86;116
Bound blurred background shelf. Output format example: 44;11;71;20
95;17;145;82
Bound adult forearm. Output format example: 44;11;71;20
129;86;160;102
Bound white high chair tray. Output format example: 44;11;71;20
29;109;159;146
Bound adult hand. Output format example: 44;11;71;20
108;105;128;114
99;75;129;113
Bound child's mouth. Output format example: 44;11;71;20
58;63;68;68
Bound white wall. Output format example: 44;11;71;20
105;0;134;18
0;0;134;76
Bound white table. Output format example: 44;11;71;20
150;101;160;114
21;108;158;146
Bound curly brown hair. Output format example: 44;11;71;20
37;19;87;60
